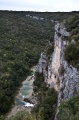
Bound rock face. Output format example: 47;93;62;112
36;52;48;82
52;23;79;120
36;52;47;73
24;96;37;104
47;23;69;91
37;22;79;120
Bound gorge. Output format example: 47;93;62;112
1;11;79;120
7;66;37;118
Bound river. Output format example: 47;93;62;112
7;66;37;118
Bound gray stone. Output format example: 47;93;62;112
36;22;79;120
36;52;47;73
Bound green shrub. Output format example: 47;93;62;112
64;43;79;69
71;27;79;36
71;34;79;42
32;72;58;120
64;15;79;69
66;15;79;32
8;111;36;120
58;93;79;120
59;65;65;76
46;44;54;60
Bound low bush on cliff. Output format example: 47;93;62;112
58;93;79;120
64;43;79;69
58;65;65;76
46;44;54;60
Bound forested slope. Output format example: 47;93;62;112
0;10;79;117
0;10;55;115
64;15;79;69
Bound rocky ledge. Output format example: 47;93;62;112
24;95;37;105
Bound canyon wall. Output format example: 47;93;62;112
37;22;79;120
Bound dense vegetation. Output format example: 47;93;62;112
7;73;57;120
0;10;55;115
32;72;58;120
58;93;79;120
0;10;79;117
8;111;36;120
64;15;79;69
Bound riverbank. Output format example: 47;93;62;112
7;66;37;119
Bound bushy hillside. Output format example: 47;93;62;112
64;15;79;69
0;10;54;115
58;93;79;120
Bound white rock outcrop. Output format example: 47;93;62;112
53;23;79;120
47;23;69;92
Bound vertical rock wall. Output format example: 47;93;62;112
53;23;79;120
47;23;69;92
36;22;79;120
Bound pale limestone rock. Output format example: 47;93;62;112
49;23;79;120
37;22;79;120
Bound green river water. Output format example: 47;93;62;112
15;67;36;106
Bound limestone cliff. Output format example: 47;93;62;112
53;23;79;120
37;22;79;120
